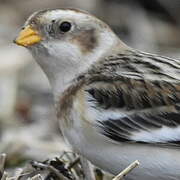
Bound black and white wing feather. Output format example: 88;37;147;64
85;49;180;145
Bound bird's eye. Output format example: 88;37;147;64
59;21;71;32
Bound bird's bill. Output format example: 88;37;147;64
14;25;42;47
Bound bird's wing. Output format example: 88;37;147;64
84;49;180;145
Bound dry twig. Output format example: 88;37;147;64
1;171;8;180
31;160;69;180
112;160;140;180
30;174;43;180
0;153;7;179
80;156;96;180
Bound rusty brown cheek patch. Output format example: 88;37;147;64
71;29;97;54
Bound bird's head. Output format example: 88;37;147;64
14;8;124;93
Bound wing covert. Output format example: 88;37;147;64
85;49;180;145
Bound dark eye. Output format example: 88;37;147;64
59;21;71;32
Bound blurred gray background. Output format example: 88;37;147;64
0;0;180;171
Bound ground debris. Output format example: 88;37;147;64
0;152;141;180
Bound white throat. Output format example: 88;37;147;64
30;29;121;97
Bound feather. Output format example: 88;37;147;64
85;50;180;145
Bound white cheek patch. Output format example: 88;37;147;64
43;41;82;61
131;126;180;143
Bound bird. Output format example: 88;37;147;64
14;8;180;180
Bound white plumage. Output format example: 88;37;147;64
15;8;180;180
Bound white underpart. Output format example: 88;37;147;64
132;126;180;143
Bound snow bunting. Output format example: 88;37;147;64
14;8;180;180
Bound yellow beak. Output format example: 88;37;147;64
14;25;42;47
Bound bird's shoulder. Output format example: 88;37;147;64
84;49;180;110
87;49;180;82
